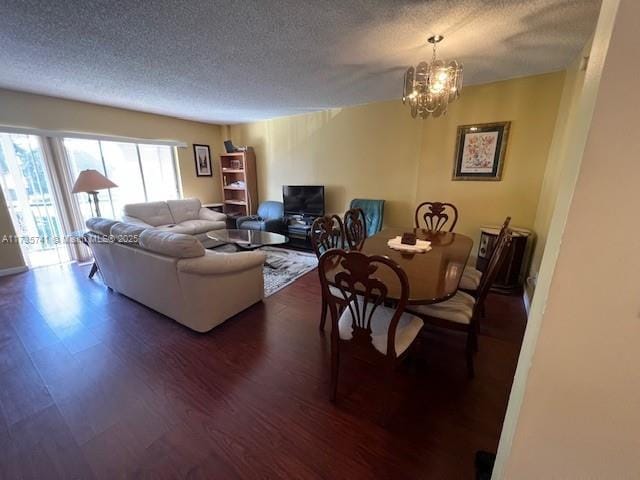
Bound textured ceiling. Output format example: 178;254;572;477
0;0;601;123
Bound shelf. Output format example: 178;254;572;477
224;199;247;206
220;152;246;156
223;185;246;190
221;169;245;173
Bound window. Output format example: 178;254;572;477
62;138;179;221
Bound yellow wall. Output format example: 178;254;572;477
0;88;225;270
526;45;590;299
0;88;224;202
416;73;565;245
230;103;423;227
495;1;640;476
230;72;565;248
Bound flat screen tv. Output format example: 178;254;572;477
282;185;325;216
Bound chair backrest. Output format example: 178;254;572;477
349;199;384;236
318;249;410;358
344;208;367;251
414;202;459;232
487;216;511;263
475;230;513;312
311;215;345;258
257;201;284;220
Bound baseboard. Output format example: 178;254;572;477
0;265;28;277
522;288;532;315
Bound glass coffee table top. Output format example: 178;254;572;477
205;229;289;250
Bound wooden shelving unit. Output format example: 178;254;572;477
218;149;258;216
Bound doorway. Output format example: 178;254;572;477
0;132;70;267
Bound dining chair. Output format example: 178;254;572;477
414;201;459;232
343;207;367;250
406;231;512;378
318;249;423;420
311;215;347;331
460;216;511;293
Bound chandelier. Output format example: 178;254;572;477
402;35;463;118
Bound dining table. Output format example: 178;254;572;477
323;227;473;305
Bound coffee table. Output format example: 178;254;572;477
205;229;289;268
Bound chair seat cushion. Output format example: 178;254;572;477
338;299;423;355
408;291;475;325
460;266;482;290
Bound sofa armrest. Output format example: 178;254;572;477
122;216;153;228
199;208;226;222
177;250;266;275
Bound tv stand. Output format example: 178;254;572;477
285;215;319;251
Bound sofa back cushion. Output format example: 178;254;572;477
123;201;174;227
167;198;202;224
139;229;205;258
86;217;118;236
110;222;146;246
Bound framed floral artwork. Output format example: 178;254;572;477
452;121;511;181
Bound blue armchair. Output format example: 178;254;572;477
236;201;285;233
349;199;384;237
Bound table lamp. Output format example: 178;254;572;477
71;169;117;217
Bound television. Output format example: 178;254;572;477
282;185;325;217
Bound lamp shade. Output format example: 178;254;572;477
71;169;118;193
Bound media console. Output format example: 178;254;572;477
286;214;323;251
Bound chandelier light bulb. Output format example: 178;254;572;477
402;34;463;119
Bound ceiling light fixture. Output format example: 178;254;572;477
402;35;463;119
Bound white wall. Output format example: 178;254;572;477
494;0;640;477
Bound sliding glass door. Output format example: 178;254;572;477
0;133;70;267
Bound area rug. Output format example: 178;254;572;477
212;245;318;297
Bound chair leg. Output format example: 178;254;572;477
319;297;327;331
466;327;476;379
330;347;340;402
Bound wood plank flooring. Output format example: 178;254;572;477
0;262;526;479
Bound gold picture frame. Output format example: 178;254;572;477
452;121;511;181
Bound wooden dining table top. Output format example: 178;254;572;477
323;227;474;305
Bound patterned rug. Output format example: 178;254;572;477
211;245;318;297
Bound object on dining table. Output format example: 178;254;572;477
387;235;431;253
401;232;417;245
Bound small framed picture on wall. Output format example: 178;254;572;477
452;121;511;181
193;144;212;177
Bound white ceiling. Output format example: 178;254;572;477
0;0;601;124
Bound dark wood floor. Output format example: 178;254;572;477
0;262;526;479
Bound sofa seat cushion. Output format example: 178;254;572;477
178;219;226;235
460;266;482;290
139;230;205;258
123;201;174;227
408;291;475;325
338;299;423;355
86;217;118;236
167;198;201;224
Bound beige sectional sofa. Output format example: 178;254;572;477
122;198;226;239
85;217;265;332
